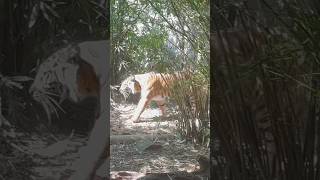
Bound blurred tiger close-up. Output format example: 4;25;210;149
29;40;109;180
29;41;108;129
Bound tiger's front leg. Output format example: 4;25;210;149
131;95;150;123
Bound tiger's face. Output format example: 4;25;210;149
29;60;79;102
119;75;138;100
30;61;59;95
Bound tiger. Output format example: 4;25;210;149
119;71;192;123
29;40;108;119
29;40;109;180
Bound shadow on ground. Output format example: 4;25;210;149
110;101;209;174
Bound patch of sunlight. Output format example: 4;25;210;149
191;149;199;153
140;164;152;173
127;0;137;4
117;104;135;111
135;22;144;36
153;156;194;172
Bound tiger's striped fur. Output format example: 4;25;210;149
29;40;109;180
29;41;108;119
119;71;191;123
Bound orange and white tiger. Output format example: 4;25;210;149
119;71;191;123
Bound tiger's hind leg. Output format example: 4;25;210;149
131;96;150;123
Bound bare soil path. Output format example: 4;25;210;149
13;101;208;180
110;102;209;174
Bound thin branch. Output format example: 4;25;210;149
145;0;203;55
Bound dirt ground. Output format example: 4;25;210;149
8;100;208;179
110;102;209;173
14;131;87;179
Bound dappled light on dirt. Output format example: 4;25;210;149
111;103;178;136
110;102;208;174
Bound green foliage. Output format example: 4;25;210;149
212;0;320;179
112;0;209;145
171;73;209;145
111;0;209;77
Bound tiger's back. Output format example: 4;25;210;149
127;71;191;98
146;72;190;98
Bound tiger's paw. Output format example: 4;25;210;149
130;115;140;123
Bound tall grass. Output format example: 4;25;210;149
170;69;210;146
211;1;320;179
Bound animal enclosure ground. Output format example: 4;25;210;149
14;131;89;180
110;102;209;173
3;101;208;179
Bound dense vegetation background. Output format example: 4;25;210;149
212;0;320;179
2;0;319;179
111;0;210;145
110;0;209;83
0;0;109;179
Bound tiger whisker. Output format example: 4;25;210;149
46;95;65;113
42;91;61;97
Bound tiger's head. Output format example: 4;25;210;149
29;45;81;103
119;75;140;100
29;57;80;103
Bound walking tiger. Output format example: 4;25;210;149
119;71;192;123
